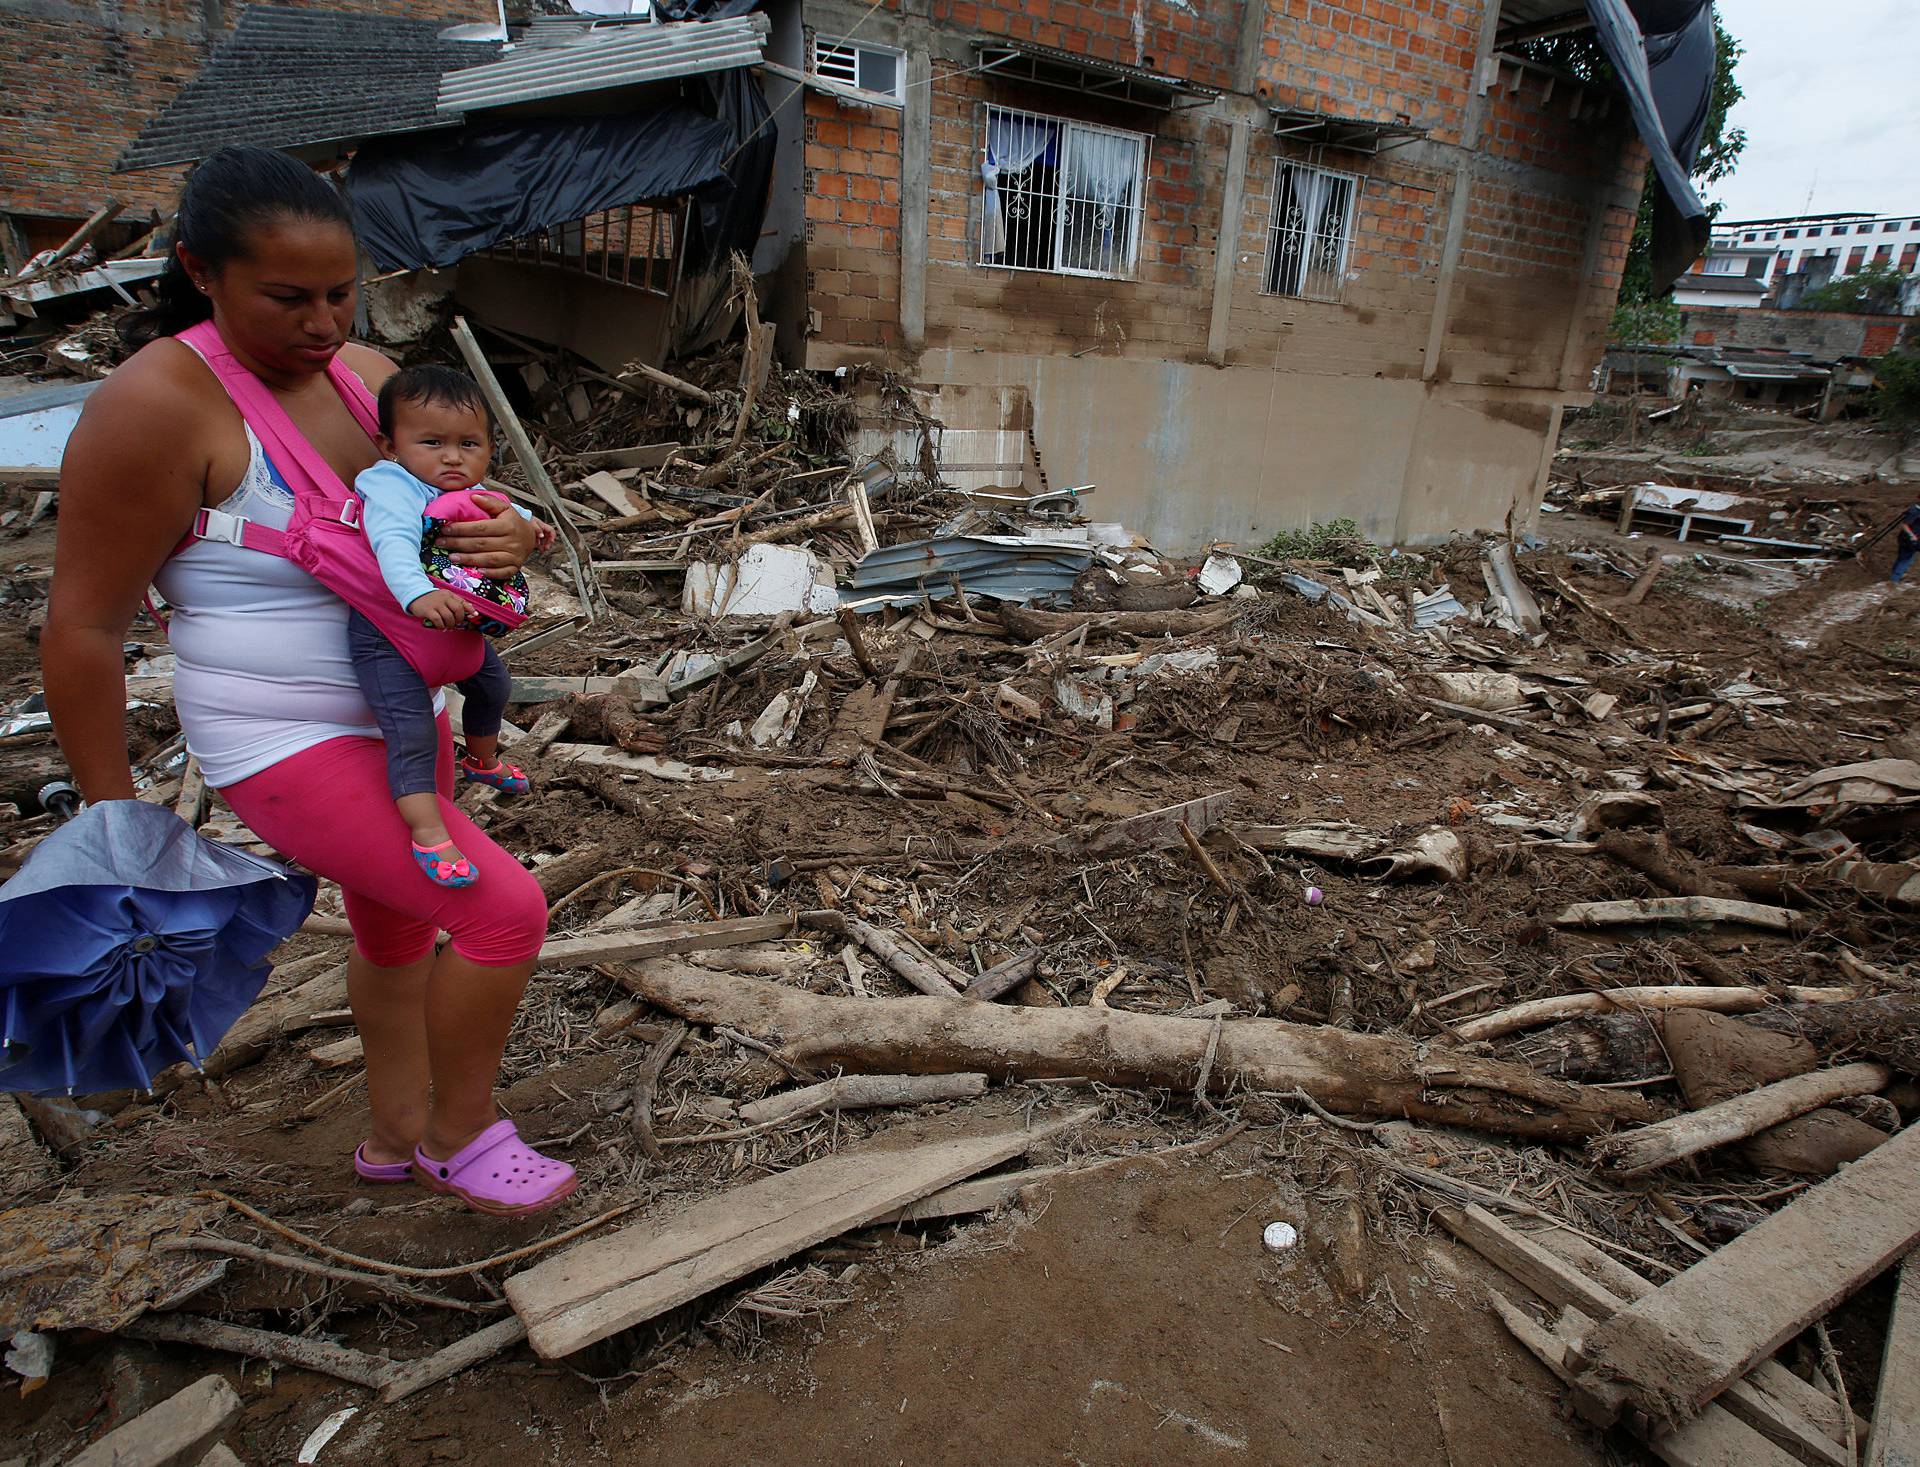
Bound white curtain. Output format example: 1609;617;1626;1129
982;111;1056;260
1061;128;1142;268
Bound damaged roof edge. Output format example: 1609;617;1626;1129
437;13;770;112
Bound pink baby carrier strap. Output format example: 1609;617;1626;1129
173;321;484;688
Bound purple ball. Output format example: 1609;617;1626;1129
1304;885;1325;906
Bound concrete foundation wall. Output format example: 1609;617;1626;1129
913;346;1554;550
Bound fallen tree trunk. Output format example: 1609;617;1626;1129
1506;994;1920;1083
615;962;1659;1141
1589;1061;1892;1177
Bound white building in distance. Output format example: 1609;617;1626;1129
1719;212;1920;287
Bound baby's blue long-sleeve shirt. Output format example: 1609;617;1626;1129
354;461;531;612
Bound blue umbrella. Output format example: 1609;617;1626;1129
0;798;316;1095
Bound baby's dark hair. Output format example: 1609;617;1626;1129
377;365;492;439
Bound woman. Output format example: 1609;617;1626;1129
44;147;574;1217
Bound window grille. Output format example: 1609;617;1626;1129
1262;161;1357;301
814;37;903;98
483;204;679;296
978;103;1150;281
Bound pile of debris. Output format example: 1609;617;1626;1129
1;299;1918;1464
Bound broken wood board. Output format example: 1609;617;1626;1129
537;914;802;972
1867;1255;1920;1467
510;675;667;709
614;962;1658;1141
1590;1061;1891;1177
576;470;644;516
1489;1294;1802;1467
822;682;894;762
548;743;733;783
1552;896;1807;934
1569;1120;1920;1429
577;442;679;471
875;1164;1066;1225
1064;791;1238;859
1444;1205;1855;1465
65;1373;241;1467
506;1105;1094;1357
734;1072;988;1128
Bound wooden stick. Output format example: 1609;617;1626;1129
121;1314;392;1391
630;1021;687;1164
963;945;1049;1002
621;359;713;404
806;913;965;997
734;1072;988;1128
450;316;605;620
1590;1061;1892;1177
3;199;123;287
159;1237;485;1312
379;1317;528;1404
1553;896;1807;933
1455;985;1853;1044
614;961;1660;1141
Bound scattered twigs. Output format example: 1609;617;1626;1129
380;1317;529;1404
1455;985;1854;1044
1814;1320;1859;1467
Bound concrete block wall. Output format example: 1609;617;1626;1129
0;0;492;231
1680;306;1920;361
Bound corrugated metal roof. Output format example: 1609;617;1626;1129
971;35;1222;107
438;13;768;113
117;5;498;172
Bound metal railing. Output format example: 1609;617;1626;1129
483;204;680;296
979;103;1150;281
1264;160;1358;301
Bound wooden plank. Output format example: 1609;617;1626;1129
1064;791;1238;859
576;470;643;516
1553;896;1807;934
1866;1255;1920;1467
536;914;801;971
1489;1296;1800;1467
66;1374;240;1467
1570;1120;1920;1429
577;443;679;471
875;1164;1066;1225
1458;1208;1853;1463
507;1107;1094;1357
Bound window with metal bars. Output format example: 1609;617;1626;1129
482;205;680;296
979;104;1150;280
813;37;903;99
1262;161;1357;301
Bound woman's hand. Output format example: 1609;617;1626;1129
438;494;538;579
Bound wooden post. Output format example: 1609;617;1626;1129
448;316;606;621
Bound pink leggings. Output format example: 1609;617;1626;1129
219;714;547;967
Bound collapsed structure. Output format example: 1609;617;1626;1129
3;0;1719;547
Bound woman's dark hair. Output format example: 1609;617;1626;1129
121;146;357;348
377;365;492;440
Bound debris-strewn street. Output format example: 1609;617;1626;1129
3;313;1919;1463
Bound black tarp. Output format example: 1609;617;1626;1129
348;108;736;273
1586;0;1716;294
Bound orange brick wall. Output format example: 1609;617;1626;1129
803;90;905;351
797;0;1647;395
0;0;494;229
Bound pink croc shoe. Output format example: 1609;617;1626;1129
354;1142;413;1185
412;1119;578;1217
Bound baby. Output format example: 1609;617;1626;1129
350;365;552;888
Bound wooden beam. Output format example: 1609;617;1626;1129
1866;1256;1920;1467
505;1106;1094;1357
449;315;605;620
1569;1121;1920;1430
64;1374;241;1467
537;914;804;971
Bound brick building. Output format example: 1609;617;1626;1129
765;0;1654;547
0;0;495;254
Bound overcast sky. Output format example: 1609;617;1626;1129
1707;1;1920;224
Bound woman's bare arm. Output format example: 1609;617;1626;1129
45;352;211;801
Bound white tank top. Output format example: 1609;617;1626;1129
150;425;389;788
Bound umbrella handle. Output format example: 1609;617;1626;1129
38;781;82;823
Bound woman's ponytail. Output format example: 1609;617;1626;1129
119;146;355;349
